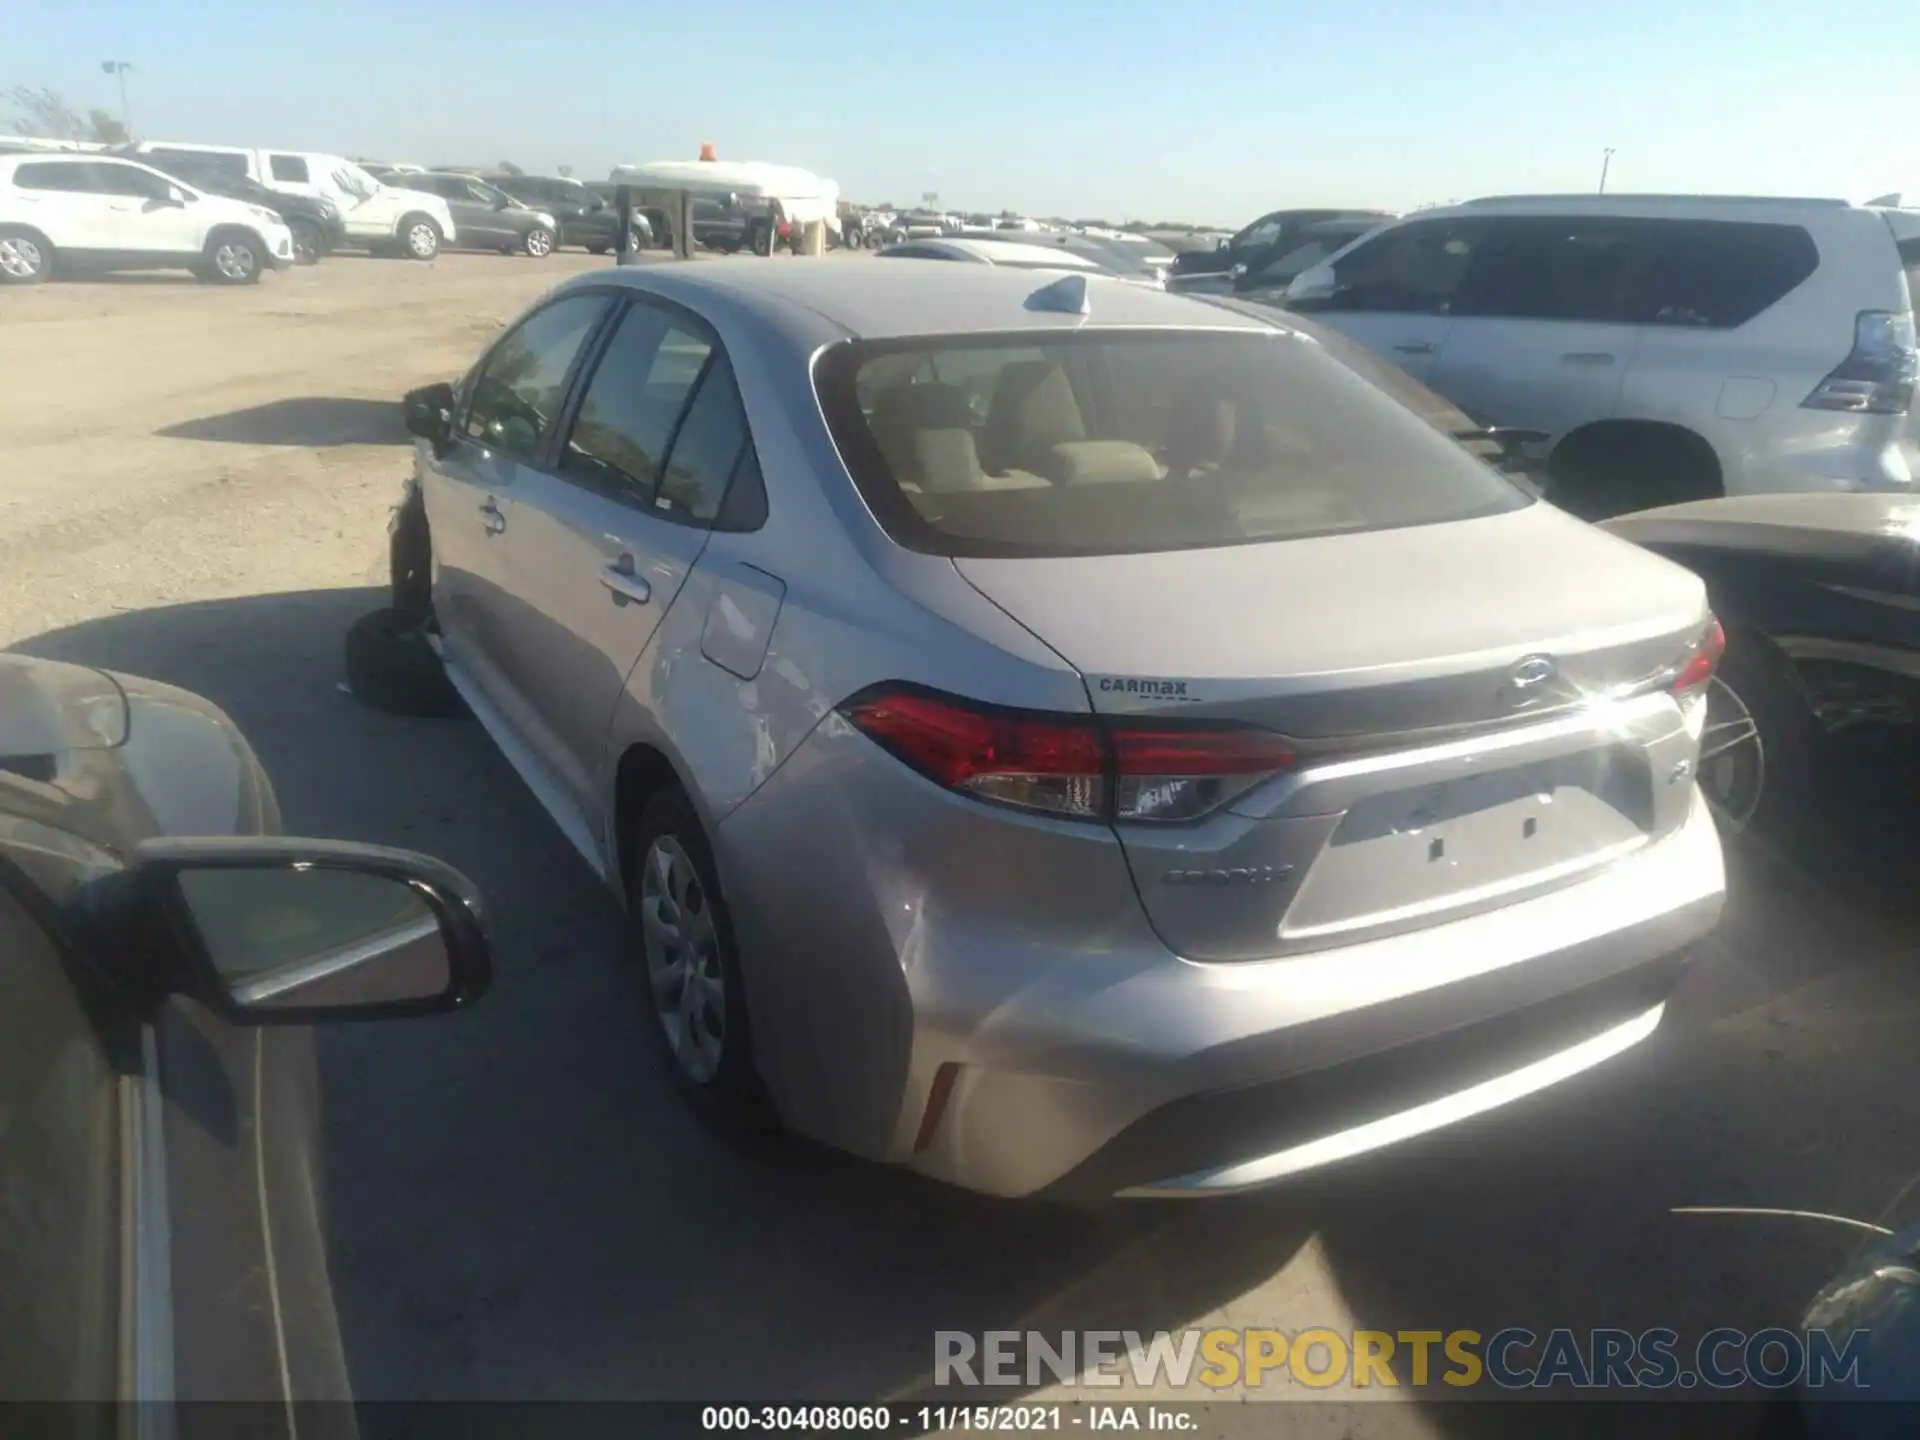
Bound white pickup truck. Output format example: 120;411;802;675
136;143;457;259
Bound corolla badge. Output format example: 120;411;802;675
1499;654;1559;710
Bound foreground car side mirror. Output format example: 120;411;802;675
100;837;493;1024
404;381;456;448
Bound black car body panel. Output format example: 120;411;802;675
1605;495;1920;731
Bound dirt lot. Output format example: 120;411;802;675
0;251;611;642
8;253;1920;1434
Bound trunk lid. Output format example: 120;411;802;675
954;503;1711;960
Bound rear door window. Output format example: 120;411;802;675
1458;217;1645;322
267;154;309;183
815;327;1528;558
557;304;714;507
461;294;610;462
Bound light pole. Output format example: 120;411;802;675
101;61;134;141
1598;147;1615;195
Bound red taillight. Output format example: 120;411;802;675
1671;617;1726;698
840;685;1293;823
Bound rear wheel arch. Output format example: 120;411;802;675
613;743;694;904
1548;420;1724;519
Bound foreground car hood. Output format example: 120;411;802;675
1604;493;1920;566
954;502;1708;729
0;652;277;850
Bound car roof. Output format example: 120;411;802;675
578;260;1283;343
929;237;1106;268
1441;193;1861;221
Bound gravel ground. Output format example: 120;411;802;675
7;251;1920;1438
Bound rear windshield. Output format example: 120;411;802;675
813;329;1529;558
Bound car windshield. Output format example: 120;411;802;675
815;328;1527;558
331;163;378;201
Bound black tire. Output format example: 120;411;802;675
586;242;610;255
201;229;265;285
288;219;325;266
626;788;770;1130
343;607;464;718
1702;628;1818;837
398;213;442;261
522;225;555;258
0;226;52;285
1548;427;1720;521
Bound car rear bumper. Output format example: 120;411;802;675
1728;412;1914;495
715;719;1725;1199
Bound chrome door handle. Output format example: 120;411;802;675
1392;341;1436;356
479;501;506;535
600;559;652;605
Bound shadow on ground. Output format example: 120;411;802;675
16;589;1920;1438
158;397;405;446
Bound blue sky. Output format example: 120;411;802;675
8;0;1915;224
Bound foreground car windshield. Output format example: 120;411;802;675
814;328;1529;558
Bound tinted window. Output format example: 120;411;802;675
1459;218;1644;322
658;355;751;523
559;305;714;505
268;154;309;183
463;294;608;461
11;162;90;192
88;163;172;200
0;870;118;1407
147;148;246;180
1628;220;1819;328
1454;217;1818;327
1304;219;1481;316
815;330;1527;559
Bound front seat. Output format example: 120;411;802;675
981;363;1086;475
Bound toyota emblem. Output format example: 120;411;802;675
1500;655;1558;709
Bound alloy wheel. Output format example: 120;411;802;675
1698;676;1765;831
408;223;438;258
213;242;256;280
640;835;726;1084
526;228;553;257
0;236;43;279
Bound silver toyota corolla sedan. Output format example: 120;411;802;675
400;262;1728;1199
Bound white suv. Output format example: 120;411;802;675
1284;195;1920;517
137;144;457;260
0;154;295;285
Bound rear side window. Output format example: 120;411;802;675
1626;220;1818;328
11;162;90;192
815;329;1528;559
656;354;750;523
462;294;608;462
268;154;309;183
